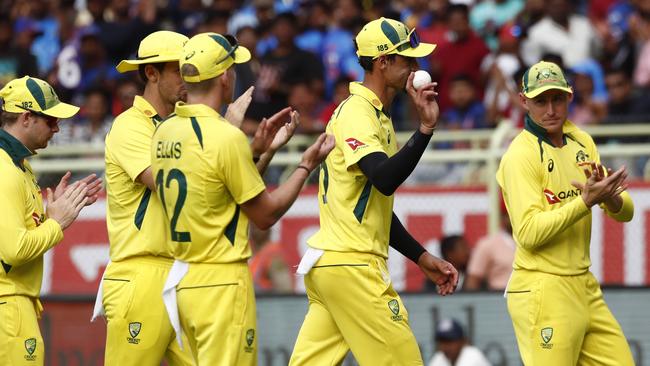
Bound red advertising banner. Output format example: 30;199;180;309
41;184;650;296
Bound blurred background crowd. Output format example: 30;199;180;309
2;0;650;145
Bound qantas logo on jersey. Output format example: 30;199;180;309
543;188;581;204
345;137;367;151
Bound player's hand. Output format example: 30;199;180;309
572;163;628;208
250;107;293;157
405;72;439;132
299;133;335;171
54;172;102;206
269;110;300;152
225;86;254;128
417;252;458;296
46;181;89;230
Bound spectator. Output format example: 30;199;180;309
0;16;39;86
569;59;608;125
442;74;489;131
53;87;112;147
430;4;490;113
111;77;140;116
465;204;515;290
317;76;352;125
401;0;436;29
604;68;650;124
248;226;293;293
482;22;524;126
20;0;62;75
287;82;326;134
521;0;601;67
431;235;471;290
249;12;324;123
469;0;524;51
95;0;157;65
428;318;491;366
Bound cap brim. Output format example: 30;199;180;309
42;102;80;119
233;46;251;64
524;85;573;98
116;55;182;73
397;43;436;58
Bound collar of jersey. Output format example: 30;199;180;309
349;82;384;111
0;129;33;169
524;114;579;147
132;95;162;123
174;102;221;118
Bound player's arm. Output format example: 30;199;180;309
388;213;458;295
0;177;87;268
240;133;335;229
499;151;593;250
356;130;432;196
136;167;155;191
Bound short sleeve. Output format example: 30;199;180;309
217;129;266;205
335;102;386;169
105;116;154;182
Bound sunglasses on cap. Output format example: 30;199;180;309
15;105;59;128
372;28;421;60
214;34;240;66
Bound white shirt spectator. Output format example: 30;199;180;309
429;345;492;366
521;15;601;67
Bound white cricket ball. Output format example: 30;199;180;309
412;70;432;90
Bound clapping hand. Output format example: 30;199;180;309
54;172;102;206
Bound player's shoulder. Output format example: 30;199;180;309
503;131;539;162
107;106;152;140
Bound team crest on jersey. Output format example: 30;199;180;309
127;322;141;344
24;338;36;360
576;150;590;166
388;299;403;321
543;189;561;204
345;137;367;151
540;327;554;349
244;329;255;353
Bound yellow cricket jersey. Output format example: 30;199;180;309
151;102;265;264
0;130;63;298
497;115;633;275
105;95;172;261
307;82;398;258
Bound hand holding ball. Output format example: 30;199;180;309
412;70;432;90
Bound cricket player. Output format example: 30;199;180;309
498;61;635;365
0;76;100;365
151;32;334;365
97;30;195;365
289;18;458;366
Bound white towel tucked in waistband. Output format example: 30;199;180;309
162;260;189;348
90;261;110;322
296;247;324;275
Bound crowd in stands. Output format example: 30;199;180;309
2;0;650;142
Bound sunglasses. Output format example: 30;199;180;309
16;105;59;128
213;34;240;66
373;28;421;60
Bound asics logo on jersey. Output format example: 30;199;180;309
345;137;367;151
548;159;554;172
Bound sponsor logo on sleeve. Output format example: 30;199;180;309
345;137;367;151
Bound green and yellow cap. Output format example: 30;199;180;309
180;32;251;83
521;61;573;98
116;31;189;73
355;17;436;59
0;76;79;119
